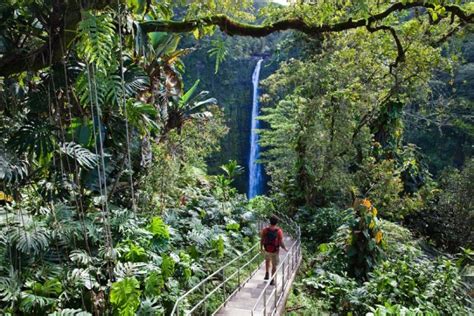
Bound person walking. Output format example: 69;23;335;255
260;214;288;285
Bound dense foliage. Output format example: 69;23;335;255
0;0;473;315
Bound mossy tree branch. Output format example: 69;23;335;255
0;1;472;76
140;2;472;36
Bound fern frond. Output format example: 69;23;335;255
208;38;228;74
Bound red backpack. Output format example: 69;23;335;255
263;227;281;253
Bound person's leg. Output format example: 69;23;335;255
264;253;270;280
270;253;279;285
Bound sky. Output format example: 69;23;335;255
271;0;290;5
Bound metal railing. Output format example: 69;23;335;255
251;224;301;316
170;212;301;316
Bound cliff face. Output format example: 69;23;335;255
181;33;281;193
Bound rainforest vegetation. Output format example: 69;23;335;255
0;0;473;315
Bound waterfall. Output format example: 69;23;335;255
248;59;264;199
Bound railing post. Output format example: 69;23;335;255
274;277;278;311
238;266;241;289
222;268;226;306
282;260;286;292
274;271;278;312
202;284;207;316
263;288;267;315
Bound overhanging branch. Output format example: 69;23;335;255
366;23;404;73
0;1;472;76
140;2;473;37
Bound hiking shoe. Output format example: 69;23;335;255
270;279;275;286
264;272;269;280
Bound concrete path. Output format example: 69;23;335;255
216;236;298;316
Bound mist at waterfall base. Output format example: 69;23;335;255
248;59;265;199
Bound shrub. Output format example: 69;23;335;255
346;198;385;280
297;216;472;314
358;256;471;314
295;206;353;248
405;159;474;252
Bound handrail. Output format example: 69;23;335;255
170;234;263;315
171;212;301;316
251;224;301;316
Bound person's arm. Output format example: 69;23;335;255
260;228;265;251
279;229;288;251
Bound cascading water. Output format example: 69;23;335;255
248;59;264;199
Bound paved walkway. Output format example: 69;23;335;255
216;236;298;316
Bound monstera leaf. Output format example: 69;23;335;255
8;120;57;165
59;142;99;170
110;277;142;316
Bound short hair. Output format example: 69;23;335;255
269;215;279;226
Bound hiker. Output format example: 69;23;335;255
261;214;288;285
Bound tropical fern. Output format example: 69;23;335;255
208;38;228;74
